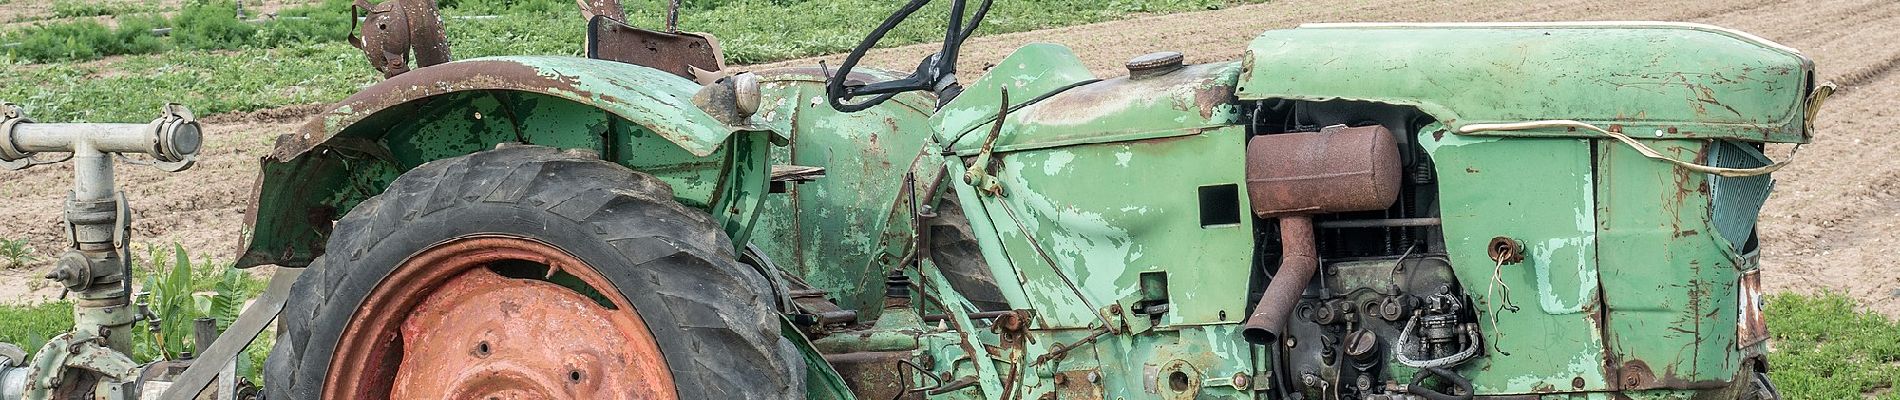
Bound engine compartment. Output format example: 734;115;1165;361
1248;99;1485;399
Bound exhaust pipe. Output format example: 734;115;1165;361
1238;124;1403;345
1242;215;1317;344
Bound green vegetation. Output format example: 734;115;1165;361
3;43;373;122
0;244;270;380
1763;293;1900;399
3;0;350;64
0;301;70;356
0;238;37;269
50;0;159;19
4;0;1265;122
2;16;167;62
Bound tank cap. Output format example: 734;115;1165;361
1127;51;1186;80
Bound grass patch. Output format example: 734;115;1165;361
3;0;351;63
1764;293;1900;399
1;16;169;63
1;42;375;122
6;0;1263;121
50;0;160;19
0;301;72;356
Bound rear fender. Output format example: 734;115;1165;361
239;56;764;268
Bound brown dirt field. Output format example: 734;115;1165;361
3;0;1897;316
3;0;311;29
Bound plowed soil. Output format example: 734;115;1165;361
4;0;1897;316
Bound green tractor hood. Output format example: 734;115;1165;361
1238;22;1816;143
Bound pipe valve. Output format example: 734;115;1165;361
0;103;201;172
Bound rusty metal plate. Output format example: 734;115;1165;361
822;351;918;400
1053;370;1104;400
1245;124;1402;217
586;16;723;79
1737;269;1768;348
325;236;676;400
391;268;672;399
352;0;451;78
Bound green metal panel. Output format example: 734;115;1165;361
748;70;941;316
1594;139;1743;388
1238;23;1812;143
942;62;1244;155
1418;125;1613;393
932;44;1097;143
969;126;1254;328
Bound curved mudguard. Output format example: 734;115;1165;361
238;56;747;268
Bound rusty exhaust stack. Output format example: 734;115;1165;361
1240;124;1402;345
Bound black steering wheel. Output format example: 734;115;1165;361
825;0;993;112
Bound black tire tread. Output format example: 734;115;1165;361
266;145;801;399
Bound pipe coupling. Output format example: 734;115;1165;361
0;103;31;162
0;343;27;400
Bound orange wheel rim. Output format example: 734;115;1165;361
324;236;677;400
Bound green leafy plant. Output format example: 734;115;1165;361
0;238;37;269
139;244;198;360
131;243;268;380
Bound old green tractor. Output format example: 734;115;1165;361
0;0;1829;399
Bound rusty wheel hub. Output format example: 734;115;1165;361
325;236;677;399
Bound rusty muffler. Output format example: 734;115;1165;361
1240;124;1402;345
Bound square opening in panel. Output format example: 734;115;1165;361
1198;184;1241;227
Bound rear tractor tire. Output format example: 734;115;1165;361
264;145;804;399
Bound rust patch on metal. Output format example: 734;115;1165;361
1737;270;1768;348
324;236;676;400
1244;124;1403;217
1018;63;1231;125
1193;83;1235;120
1487;236;1525;265
1612;358;1733;391
351;0;451;78
586;16;724;79
823;351;919;400
1053;370;1104;400
1240;215;1316;344
573;0;625;22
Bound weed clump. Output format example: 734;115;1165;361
0;238;36;269
172;1;255;50
3;15;167;63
